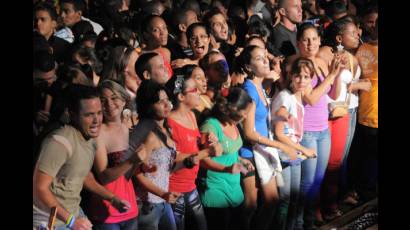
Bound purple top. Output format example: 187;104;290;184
303;75;330;131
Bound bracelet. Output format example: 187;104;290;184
65;214;75;229
109;195;117;204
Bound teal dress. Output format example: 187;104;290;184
200;118;244;208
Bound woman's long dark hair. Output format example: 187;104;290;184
208;87;252;124
136;80;173;149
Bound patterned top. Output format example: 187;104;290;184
136;146;176;203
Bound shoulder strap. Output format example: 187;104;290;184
348;52;355;78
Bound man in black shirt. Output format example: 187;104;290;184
34;2;70;63
269;0;303;57
168;8;198;60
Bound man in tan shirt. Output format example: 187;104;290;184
33;85;142;230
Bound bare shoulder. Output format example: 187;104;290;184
317;46;333;62
161;47;171;62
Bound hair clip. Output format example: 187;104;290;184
173;75;184;94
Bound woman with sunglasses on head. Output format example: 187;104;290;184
165;73;229;230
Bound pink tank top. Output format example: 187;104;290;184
88;151;138;223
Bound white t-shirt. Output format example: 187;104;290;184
271;89;304;143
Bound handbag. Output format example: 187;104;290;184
329;52;354;119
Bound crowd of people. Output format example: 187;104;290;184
33;0;378;229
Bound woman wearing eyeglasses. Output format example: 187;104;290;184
165;71;237;230
171;22;211;70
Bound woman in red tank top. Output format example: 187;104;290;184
165;70;229;230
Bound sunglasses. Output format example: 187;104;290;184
184;88;198;94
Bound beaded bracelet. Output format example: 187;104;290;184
65;214;75;229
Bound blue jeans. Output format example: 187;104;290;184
172;188;207;230
276;163;301;230
295;129;331;229
93;217;138;230
138;202;177;230
340;108;357;193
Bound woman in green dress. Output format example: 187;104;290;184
199;87;255;230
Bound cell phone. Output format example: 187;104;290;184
48;206;57;229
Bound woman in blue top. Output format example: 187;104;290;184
238;45;297;230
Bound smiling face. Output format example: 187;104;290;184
248;47;271;77
153;90;172;120
191;66;207;94
146;17;168;47
181;78;201;109
209;13;229;41
189;26;210;59
297;27;320;57
101;88;126;121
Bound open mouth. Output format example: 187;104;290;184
90;125;99;133
194;45;205;53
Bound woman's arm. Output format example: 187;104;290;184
135;171;181;203
199;157;240;174
303;57;342;104
273;115;316;158
242;102;297;156
348;79;372;92
93;136;145;185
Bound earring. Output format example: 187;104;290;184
336;42;344;52
122;108;131;119
168;101;174;110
